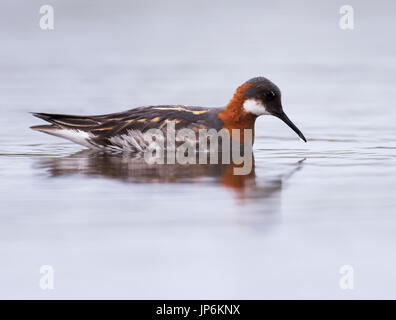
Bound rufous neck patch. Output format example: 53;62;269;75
218;83;257;142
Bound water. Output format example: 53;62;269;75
0;0;396;299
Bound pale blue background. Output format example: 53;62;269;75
0;0;395;299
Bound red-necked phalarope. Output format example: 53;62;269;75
31;77;306;151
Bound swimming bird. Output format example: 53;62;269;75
31;77;306;151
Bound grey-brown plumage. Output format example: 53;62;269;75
31;105;224;151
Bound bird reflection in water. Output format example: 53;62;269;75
35;150;305;204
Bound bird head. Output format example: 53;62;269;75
241;77;306;142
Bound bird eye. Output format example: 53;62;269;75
265;91;276;100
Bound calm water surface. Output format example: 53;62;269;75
0;0;395;298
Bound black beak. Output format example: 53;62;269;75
274;112;307;142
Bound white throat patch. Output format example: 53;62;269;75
243;99;269;116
